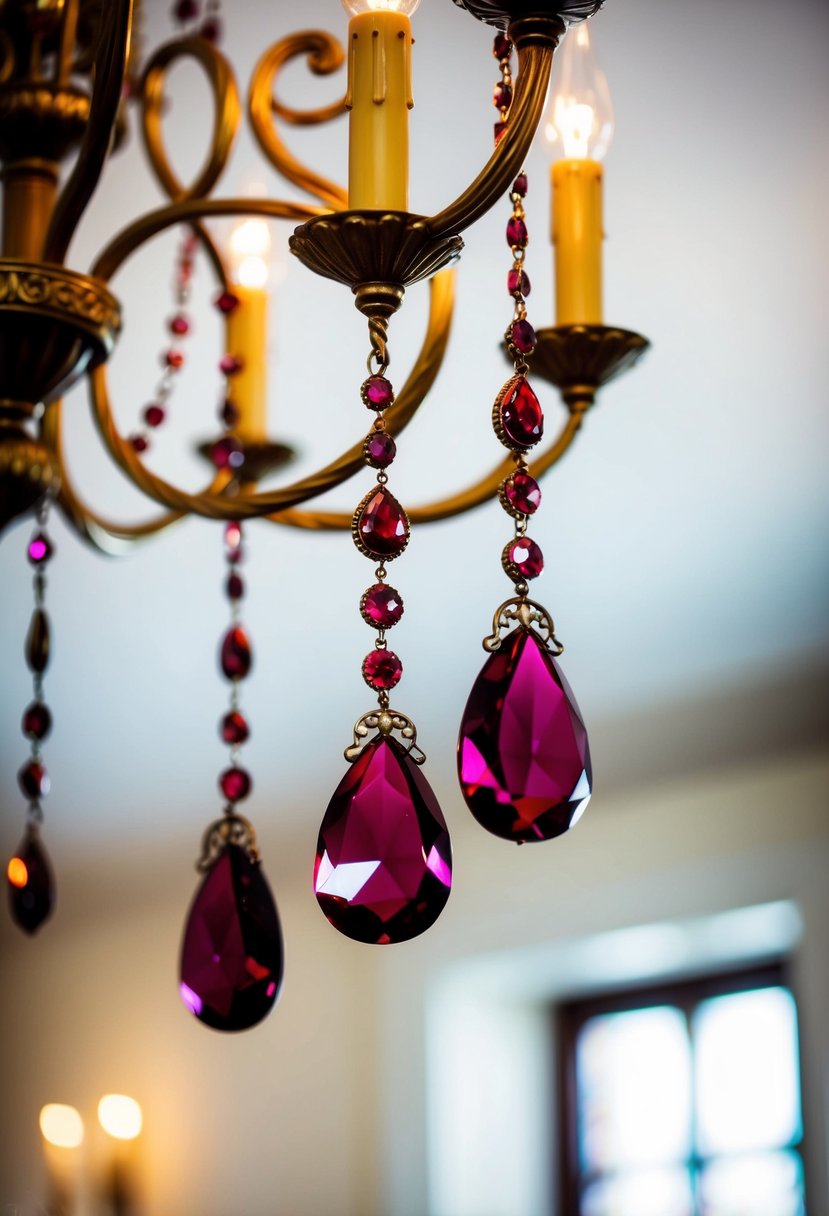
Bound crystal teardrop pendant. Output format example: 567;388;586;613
314;735;452;944
458;627;591;843
352;487;410;561
7;827;55;934
179;840;283;1032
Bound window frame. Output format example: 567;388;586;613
554;961;805;1216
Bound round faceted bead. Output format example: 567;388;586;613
22;702;52;740
221;399;240;427
495;376;544;451
502;471;542;517
165;349;184;369
226;571;244;600
211;435;245;470
506;217;527;248
511;319;537;354
220;766;251;803
364;430;397;469
144;403;165;428
512;172;528;198
507;267;531;297
363;649;403;691
129;434;149;453
219;353;244;376
169;313;190;336
215;289;240;315
493;33;511;59
27;532;53;565
19;761;49;800
503;536;544;581
224;521;242;550
360;583;404;629
493;81;513;110
221;711;249;745
220;626;252;680
362;376;394;411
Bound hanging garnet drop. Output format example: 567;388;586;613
458;628;591;843
314;735;452;944
7;827;54;934
352;487;410;561
179;844;283;1032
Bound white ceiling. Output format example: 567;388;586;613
1;0;827;864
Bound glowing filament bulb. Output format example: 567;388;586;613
545;21;614;162
342;0;421;13
228;218;271;289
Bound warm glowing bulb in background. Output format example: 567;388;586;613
7;855;27;887
228;218;271;289
341;0;421;14
39;1105;84;1149
545;22;614;161
98;1094;143;1142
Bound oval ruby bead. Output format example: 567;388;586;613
18;761;50;800
360;584;404;629
169;313;190;336
353;488;410;561
226;572;244;601
501;471;542;517
220;626;252;680
179;844;283;1031
22;702;52;740
220;767;251;803
221;711;249;745
503;536;544;581
364;431;397;469
506;217;527;248
7;828;54;935
25;609;50;674
458;628;591;843
507;268;531;298
144;403;166;428
362;376;394;410
215;290;240;315
495;376;544;452
362;649;403;691
314;736;452;944
510;319;537;354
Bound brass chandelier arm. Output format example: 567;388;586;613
43;0;134;265
84;267;455;521
248;31;348;211
427;29;556;241
268;409;586;533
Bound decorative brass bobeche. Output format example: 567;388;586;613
0;0;647;549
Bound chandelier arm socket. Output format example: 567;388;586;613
248;31;348;211
140;35;241;205
83;267;455;521
426;29;558;241
43;0;134;265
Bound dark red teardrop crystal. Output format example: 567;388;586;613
314;736;452;944
25;609;50;674
495;377;544;452
179;844;283;1032
511;319;537;354
360;584;404;629
130;434;149;453
215;290;240;315
458;628;591;843
22;702;52;740
7;828;54;935
18;760;49;800
220;626;252;680
512;172;528;198
493;33;511;60
226;572;244;601
221;711;249;745
493;81;513;110
220;767;251;803
507;268;531;298
353;488;410;561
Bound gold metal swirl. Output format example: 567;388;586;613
140;35;241;203
346;710;425;765
248;30;347;210
482;596;564;655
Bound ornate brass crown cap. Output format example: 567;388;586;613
451;0;605;30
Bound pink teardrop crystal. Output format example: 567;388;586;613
353;488;410;560
458;628;591;843
314;736;452;944
179;844;283;1032
495;376;544;452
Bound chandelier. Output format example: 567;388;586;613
1;0;648;1031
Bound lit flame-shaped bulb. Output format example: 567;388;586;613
545;22;614;162
342;0;421;13
228;218;271;290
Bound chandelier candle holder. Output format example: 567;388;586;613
1;0;651;1010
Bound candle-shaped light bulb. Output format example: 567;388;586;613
546;22;613;325
225;218;271;444
343;0;416;209
228;218;271;290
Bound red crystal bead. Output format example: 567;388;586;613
200;16;221;41
221;711;249;745
174;0;199;21
169;313;190;336
458;628;591;843
165;349;184;369
506;217;528;248
221;399;240;427
7;828;54;935
502;471;542;516
226;571;244;600
503;536;544;580
495;376;544;451
512;173;528;197
211;436;245;470
215;290;240;315
225;521;242;550
18;760;49;800
362;649;403;691
220;766;251;803
507;268;531;297
130;434;149;453
22;702;52;740
220;626;252;680
25;609;50;674
220;353;244;376
27;532;53;564
362;376;394;411
494;121;508;143
353;487;410;561
364;431;397;469
144;403;166;428
179;844;283;1031
493;33;511;59
511;319;537;354
493;82;513;110
314;736;452;944
360;583;404;629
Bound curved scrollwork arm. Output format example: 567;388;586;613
249;30;348;210
44;0;134;264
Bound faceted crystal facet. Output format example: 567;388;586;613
364;431;397;469
361;584;404;629
362;649;403;691
495;376;544;451
502;471;541;516
458;628;591;842
22;702;52;740
314;736;452;944
507;268;531;298
7;829;54;934
503;536;544;580
220;766;252;803
179;844;283;1032
353;488;410;560
506;217;528;248
511;319;537;354
362;376;394;410
220;626;252;680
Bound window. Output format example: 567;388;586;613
556;965;805;1216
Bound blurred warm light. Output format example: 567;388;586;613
39;1104;84;1149
7;856;27;887
544;23;614;161
228;218;271;288
98;1094;143;1141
